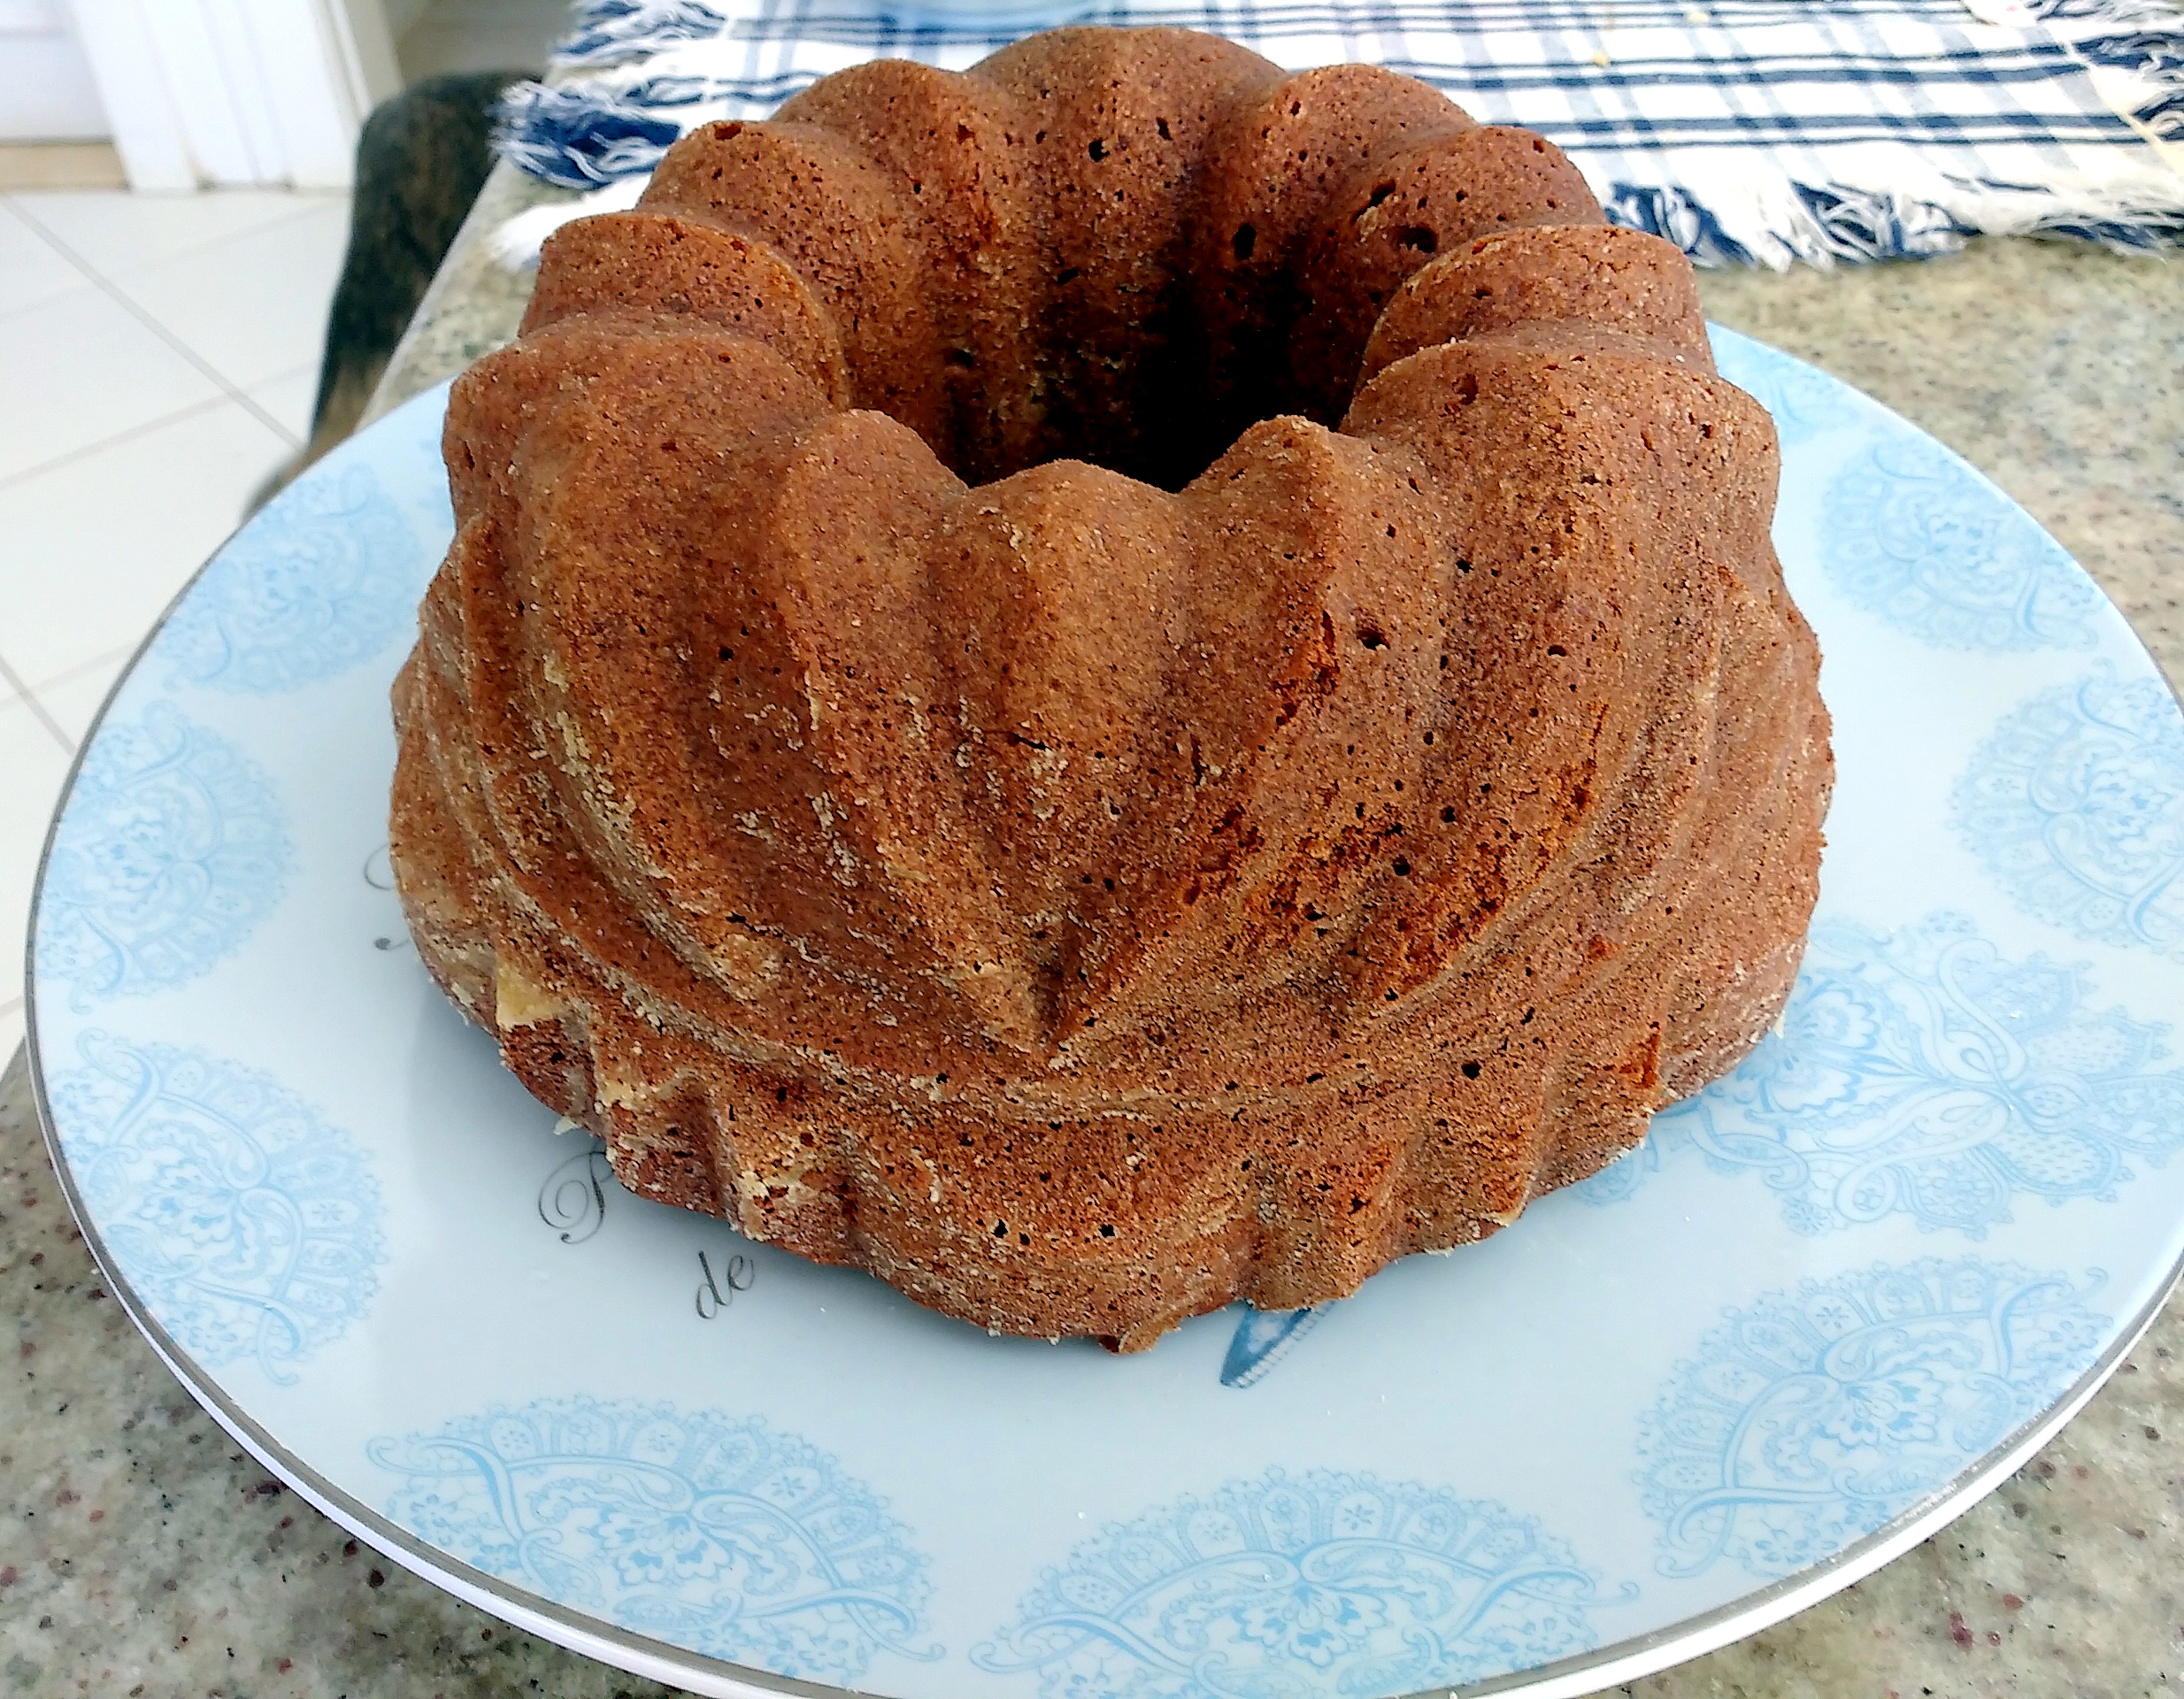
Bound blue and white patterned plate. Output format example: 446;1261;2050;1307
27;328;2184;1699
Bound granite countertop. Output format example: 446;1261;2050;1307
4;163;2181;1696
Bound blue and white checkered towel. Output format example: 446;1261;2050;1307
493;0;2184;265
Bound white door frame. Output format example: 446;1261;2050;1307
63;0;404;189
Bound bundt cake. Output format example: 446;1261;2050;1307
389;26;1832;1349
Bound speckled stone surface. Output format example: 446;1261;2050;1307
7;196;2182;1695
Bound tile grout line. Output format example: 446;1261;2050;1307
0;188;342;341
8;199;312;454
0;195;94;327
15;642;137;703
0;356;320;495
0;388;239;496
0;650;74;755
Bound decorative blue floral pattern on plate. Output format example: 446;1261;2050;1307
1955;669;2184;959
26;336;2184;1699
1821;435;2099;651
48;1033;384;1382
1639;1258;2104;1580
36;700;291;1005
371;1398;936;1683
1710;334;1864;446
157;462;419;692
1579;912;2184;1234
973;1468;1621;1697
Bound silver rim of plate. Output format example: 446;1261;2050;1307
24;328;2184;1699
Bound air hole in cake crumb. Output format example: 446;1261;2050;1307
1442;805;1457;822
1357;627;1386;649
1398;226;1437;253
943;347;976;368
1461;1060;1483;1079
994;1220;1008;1236
1088;138;1108;161
1057;266;1080;286
1393;858;1411;875
1547;644;1567;656
775;1087;788;1103
1157;117;1171;140
1365;181;1397;209
1100;1224;1116;1236
1456;373;1480;404
1233;223;1257;261
1456;557;1472;573
956;123;973;142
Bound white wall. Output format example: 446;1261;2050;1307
60;0;394;189
0;0;112;141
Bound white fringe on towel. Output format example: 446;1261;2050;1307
490;0;2184;268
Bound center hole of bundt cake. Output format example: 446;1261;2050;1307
915;260;1396;492
539;62;1613;491
949;337;1281;494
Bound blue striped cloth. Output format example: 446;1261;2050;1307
493;0;2184;265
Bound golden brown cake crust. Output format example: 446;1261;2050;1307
389;25;1832;1349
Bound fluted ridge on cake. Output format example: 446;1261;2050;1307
389;25;1831;1349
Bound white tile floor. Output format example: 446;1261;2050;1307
0;185;351;1059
